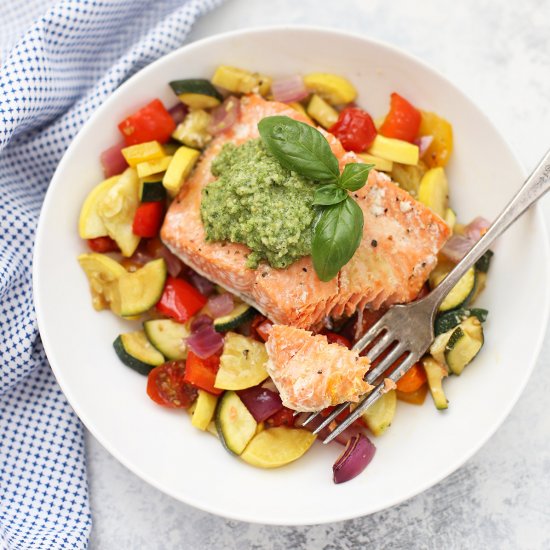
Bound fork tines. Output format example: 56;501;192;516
302;311;421;444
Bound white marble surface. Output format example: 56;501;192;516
87;0;550;548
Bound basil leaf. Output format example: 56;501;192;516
339;162;374;191
258;116;340;183
312;184;348;206
312;196;364;282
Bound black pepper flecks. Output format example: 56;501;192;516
371;240;378;247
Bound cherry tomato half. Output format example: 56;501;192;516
147;361;198;408
265;407;295;428
329;107;377;152
87;236;119;253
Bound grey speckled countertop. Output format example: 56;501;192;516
88;1;550;548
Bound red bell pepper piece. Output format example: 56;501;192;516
379;92;421;143
329;107;377;152
156;276;207;323
132;202;164;238
87;236;119;253
118;99;176;146
395;363;427;393
183;351;223;395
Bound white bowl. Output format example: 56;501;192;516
34;26;549;525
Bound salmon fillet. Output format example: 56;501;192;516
161;94;450;329
265;325;372;412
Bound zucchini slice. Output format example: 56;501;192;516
162;146;200;197
306;94;338;129
367;135;419;166
98;167;141;257
172;110;212;149
216;391;257;455
113;330;165;376
211;65;271;96
434;307;488;336
430;266;476;312
475;249;494;273
143;319;189;360
213;302;255;332
422;357;448;410
169;79;223;109
240;427;316;469
417;167;448;218
444;317;484;375
303;72;357;105
78;253;126;312
362;390;396;436
78;175;120;239
288;102;308;116
191;390;219;431
444;208;457;229
136;156;172;179
214;332;269;391
469;271;488;304
118;258;167;317
140;180;166;203
121;141;165;167
429;328;455;365
357;153;393;173
390;161;426;196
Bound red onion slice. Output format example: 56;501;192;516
168;103;188;125
261;378;279;393
238;386;283;422
271;75;309;103
441;217;491;262
331;422;371;446
188;270;216;297
100;142;128;177
441;234;475;263
414;135;434;157
187;318;223;359
158;245;183;278
464;216;491;242
294;412;333;440
206;293;234;318
333;433;376;484
208;96;240;135
190;314;213;332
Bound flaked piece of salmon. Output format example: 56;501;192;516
265;325;372;412
161;94;451;329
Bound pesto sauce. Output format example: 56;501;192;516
201;138;316;269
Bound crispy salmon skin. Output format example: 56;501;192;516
161;94;450;329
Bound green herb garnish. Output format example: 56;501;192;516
258;116;373;281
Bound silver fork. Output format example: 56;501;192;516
304;148;550;445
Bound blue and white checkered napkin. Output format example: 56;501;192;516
0;1;222;547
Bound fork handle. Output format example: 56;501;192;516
428;148;550;309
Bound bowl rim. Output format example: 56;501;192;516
33;24;550;525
